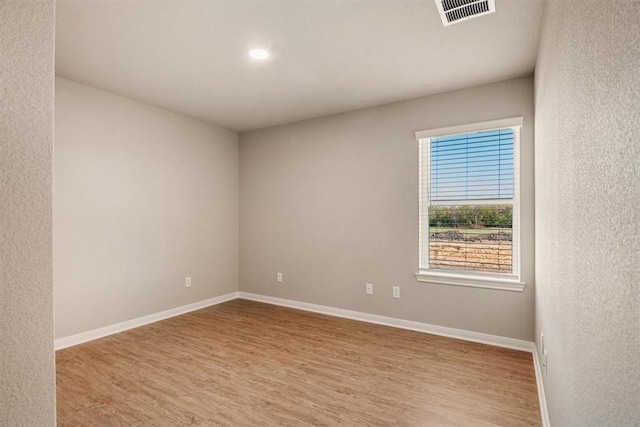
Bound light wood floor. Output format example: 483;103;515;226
56;299;541;426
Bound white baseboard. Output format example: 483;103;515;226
54;291;239;350
237;292;533;352
240;292;549;425
531;343;551;427
54;289;549;426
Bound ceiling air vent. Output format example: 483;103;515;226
435;0;496;27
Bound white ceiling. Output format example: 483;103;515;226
55;0;545;132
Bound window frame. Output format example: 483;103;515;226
415;117;525;292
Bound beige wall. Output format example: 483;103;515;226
0;1;56;425
535;1;640;425
240;77;535;341
54;78;239;339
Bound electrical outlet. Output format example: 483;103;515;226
185;276;192;288
392;286;400;299
277;272;283;283
366;283;373;295
543;349;548;375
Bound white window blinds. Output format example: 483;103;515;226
430;129;514;202
417;118;521;278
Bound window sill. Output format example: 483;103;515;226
415;271;525;292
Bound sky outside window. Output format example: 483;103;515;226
430;129;514;201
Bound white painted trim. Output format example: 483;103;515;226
415;116;523;139
55;290;548;426
54;292;239;350
238;292;532;352
240;292;546;425
416;120;523;286
415;271;525;292
531;343;551;427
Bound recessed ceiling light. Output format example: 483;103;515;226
248;48;269;60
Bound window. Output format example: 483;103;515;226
415;117;524;291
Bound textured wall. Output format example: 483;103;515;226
535;1;640;425
240;77;535;340
0;1;56;425
54;78;239;339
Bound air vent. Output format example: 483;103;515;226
435;0;496;27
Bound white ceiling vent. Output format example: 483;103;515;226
435;0;496;27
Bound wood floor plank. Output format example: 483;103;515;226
56;299;541;426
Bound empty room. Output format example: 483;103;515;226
1;0;638;426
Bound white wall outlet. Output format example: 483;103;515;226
366;283;373;295
543;349;548;375
185;276;192;288
276;272;283;283
392;286;400;299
